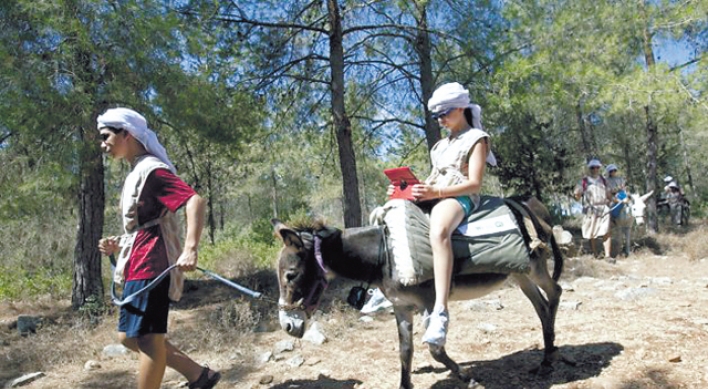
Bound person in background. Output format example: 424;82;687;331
97;108;220;389
574;159;614;263
666;181;685;226
605;164;629;217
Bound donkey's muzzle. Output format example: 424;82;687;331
279;310;306;338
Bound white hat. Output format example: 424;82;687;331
587;159;602;168
668;181;679;189
664;175;674;183
605;164;618;173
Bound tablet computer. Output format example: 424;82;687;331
384;166;421;200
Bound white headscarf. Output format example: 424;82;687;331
587;159;602;168
428;82;470;115
428;82;497;166
97;108;176;173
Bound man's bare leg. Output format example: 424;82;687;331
120;333;206;384
136;333;167;389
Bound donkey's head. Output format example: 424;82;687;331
271;219;333;338
629;190;654;226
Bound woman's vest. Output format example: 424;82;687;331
425;128;490;207
114;155;185;302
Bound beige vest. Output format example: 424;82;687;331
115;155;185;301
425;127;490;207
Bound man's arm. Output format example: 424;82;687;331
176;194;207;271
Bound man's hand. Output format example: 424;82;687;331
175;248;198;272
98;237;119;256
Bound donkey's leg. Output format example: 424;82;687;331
623;226;631;257
394;307;415;389
513;264;563;374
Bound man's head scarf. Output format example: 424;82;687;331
427;82;496;166
97;108;176;173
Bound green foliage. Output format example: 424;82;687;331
0;266;73;301
0;0;706;302
198;221;280;272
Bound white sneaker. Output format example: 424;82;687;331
360;288;393;314
421;308;449;347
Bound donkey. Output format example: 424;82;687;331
272;197;566;389
611;191;653;257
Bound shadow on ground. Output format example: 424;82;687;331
416;342;623;389
269;374;362;389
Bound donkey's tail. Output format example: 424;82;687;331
506;195;564;282
549;232;564;282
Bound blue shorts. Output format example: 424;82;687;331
455;196;475;218
118;276;170;338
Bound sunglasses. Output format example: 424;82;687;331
100;127;123;141
431;108;454;120
590;166;600;170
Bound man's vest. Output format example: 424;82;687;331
114;155;185;301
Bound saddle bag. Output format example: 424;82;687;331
376;197;533;286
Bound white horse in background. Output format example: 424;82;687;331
612;190;653;256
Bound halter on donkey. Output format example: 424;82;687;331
272;196;574;389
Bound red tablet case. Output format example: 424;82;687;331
384;167;421;201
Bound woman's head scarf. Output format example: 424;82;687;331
428;82;496;165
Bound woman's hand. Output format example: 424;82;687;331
98;237;119;256
386;184;395;197
412;184;438;201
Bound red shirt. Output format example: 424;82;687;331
125;169;197;281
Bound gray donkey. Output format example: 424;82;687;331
272;196;569;389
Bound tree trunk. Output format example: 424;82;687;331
205;156;215;244
271;164;279;219
327;0;362;227
72;123;105;309
641;1;658;233
678;126;695;198
576;103;592;159
413;3;440;152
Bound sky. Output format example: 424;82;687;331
655;38;698;72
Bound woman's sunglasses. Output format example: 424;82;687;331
432;108;454;120
100;127;123;141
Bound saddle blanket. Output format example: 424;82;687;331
370;197;532;286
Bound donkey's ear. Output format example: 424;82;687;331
640;190;654;202
273;220;304;250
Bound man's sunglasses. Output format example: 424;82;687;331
100;127;123;141
431;108;454;120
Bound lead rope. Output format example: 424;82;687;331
108;254;271;306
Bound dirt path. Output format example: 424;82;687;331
2;251;708;389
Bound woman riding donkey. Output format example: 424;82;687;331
96;108;221;389
400;82;497;347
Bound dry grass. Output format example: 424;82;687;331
652;223;708;261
